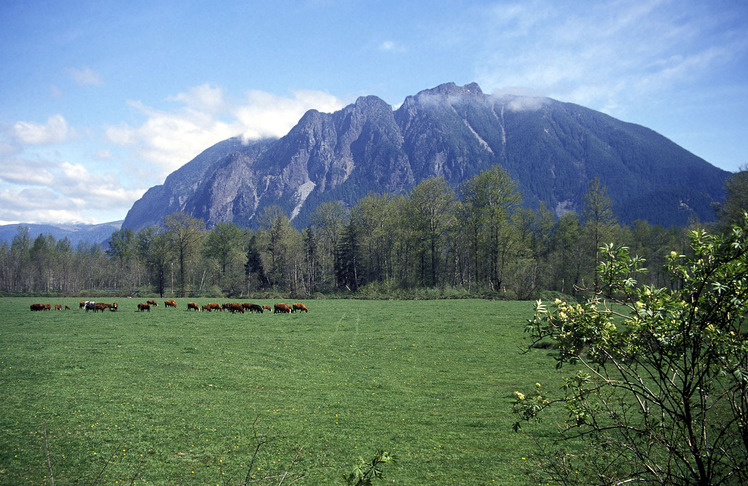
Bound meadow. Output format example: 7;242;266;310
0;298;571;484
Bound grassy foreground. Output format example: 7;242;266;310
0;298;567;484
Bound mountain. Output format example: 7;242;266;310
123;82;729;230
0;221;123;247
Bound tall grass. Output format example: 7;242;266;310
0;298;570;484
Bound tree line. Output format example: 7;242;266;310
1;166;743;299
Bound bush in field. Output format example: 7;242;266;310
342;450;396;485
513;214;748;485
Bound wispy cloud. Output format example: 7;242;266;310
67;66;103;86
105;97;234;174
167;83;226;114
10;114;75;145
475;0;748;115
233;89;346;142
379;40;405;52
0;158;55;186
106;85;347;179
0;157;144;224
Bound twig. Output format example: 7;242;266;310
277;446;304;486
91;436;127;486
237;419;305;486
129;449;148;485
242;417;267;486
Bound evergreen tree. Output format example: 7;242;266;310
311;201;349;290
245;234;268;292
335;222;361;291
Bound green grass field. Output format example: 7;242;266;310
0;298;569;484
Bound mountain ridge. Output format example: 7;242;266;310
0;221;123;247
122;82;729;230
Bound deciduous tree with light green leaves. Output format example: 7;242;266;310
513;214;748;486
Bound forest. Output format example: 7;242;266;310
1;167;744;300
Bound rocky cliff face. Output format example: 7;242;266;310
122;82;728;230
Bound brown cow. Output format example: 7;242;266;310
137;303;150;312
80;301;86;309
55;304;62;311
223;302;244;313
43;304;51;311
241;303;253;310
110;302;118;312
94;303;111;312
164;300;177;308
65;305;71;310
30;303;45;311
262;305;272;312
201;304;211;312
187;302;200;311
292;303;308;313
274;303;292;314
206;302;222;312
147;300;158;307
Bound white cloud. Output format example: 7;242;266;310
67;66;103;86
0;159;54;186
0;187;90;224
234;89;347;142
56;161;145;208
107;86;347;178
0;155;145;224
105;99;236;175
11;114;74;145
3;85;348;224
168;83;226;113
504;96;549;112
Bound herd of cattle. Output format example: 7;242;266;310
30;300;309;314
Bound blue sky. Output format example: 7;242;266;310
1;0;746;224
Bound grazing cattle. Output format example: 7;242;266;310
206;302;222;312
187;302;200;311
242;303;253;310
248;303;264;313
262;305;272;312
110;302;118;312
147;300;158;307
95;303;112;312
80;301;86;309
292;303;309;313
30;303;45;311
201;304;211;312
137;303;150;312
274;303;292;314
164;300;177;308
65;305;71;310
223;302;244;313
43;304;51;311
84;301;96;312
55;304;62;311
